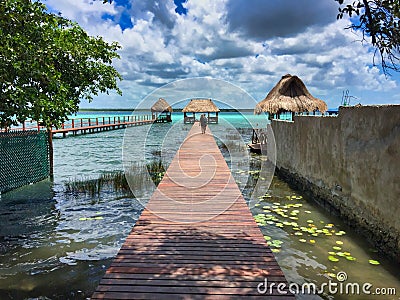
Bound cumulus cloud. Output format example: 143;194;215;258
44;0;399;108
226;0;339;40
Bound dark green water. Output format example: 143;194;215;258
0;112;399;299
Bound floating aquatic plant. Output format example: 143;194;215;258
346;256;356;261
264;235;272;241
328;256;339;262
369;259;380;265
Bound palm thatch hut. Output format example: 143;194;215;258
151;98;172;123
255;74;327;119
182;99;220;124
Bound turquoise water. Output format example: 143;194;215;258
0;112;399;299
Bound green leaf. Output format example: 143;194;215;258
328;256;339;262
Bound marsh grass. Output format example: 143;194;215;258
64;160;166;196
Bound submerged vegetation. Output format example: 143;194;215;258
64;160;166;196
64;170;131;196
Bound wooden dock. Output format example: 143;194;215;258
92;124;294;299
0;115;154;137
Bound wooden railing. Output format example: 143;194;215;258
1;115;154;136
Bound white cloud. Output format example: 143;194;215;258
45;0;399;108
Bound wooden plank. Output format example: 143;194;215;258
92;123;294;299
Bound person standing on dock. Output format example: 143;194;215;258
199;114;208;134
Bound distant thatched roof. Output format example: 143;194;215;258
255;74;327;114
151;98;172;112
182;99;220;113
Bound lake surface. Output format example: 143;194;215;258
0;112;399;299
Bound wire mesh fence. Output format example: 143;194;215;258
0;130;50;193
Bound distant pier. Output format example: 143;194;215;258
1;115;154;137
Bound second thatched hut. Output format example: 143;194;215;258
255;74;327;119
151;98;172;122
182;99;220;124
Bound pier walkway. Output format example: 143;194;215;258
92;124;293;299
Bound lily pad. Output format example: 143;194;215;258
299;239;307;243
346;256;356;261
369;259;380;265
336;241;344;245
309;239;316;244
264;235;272;241
333;246;342;251
328;256;339;262
271;240;283;245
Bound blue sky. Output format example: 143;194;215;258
44;0;400;109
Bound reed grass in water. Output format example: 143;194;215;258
64;160;166;196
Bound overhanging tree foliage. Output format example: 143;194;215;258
0;0;122;129
336;0;400;74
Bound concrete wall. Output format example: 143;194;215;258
272;105;400;261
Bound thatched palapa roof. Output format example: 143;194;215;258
182;99;220;113
151;98;172;112
255;74;327;114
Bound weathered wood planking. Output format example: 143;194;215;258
92;123;294;299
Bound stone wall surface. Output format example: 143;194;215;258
271;105;400;261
